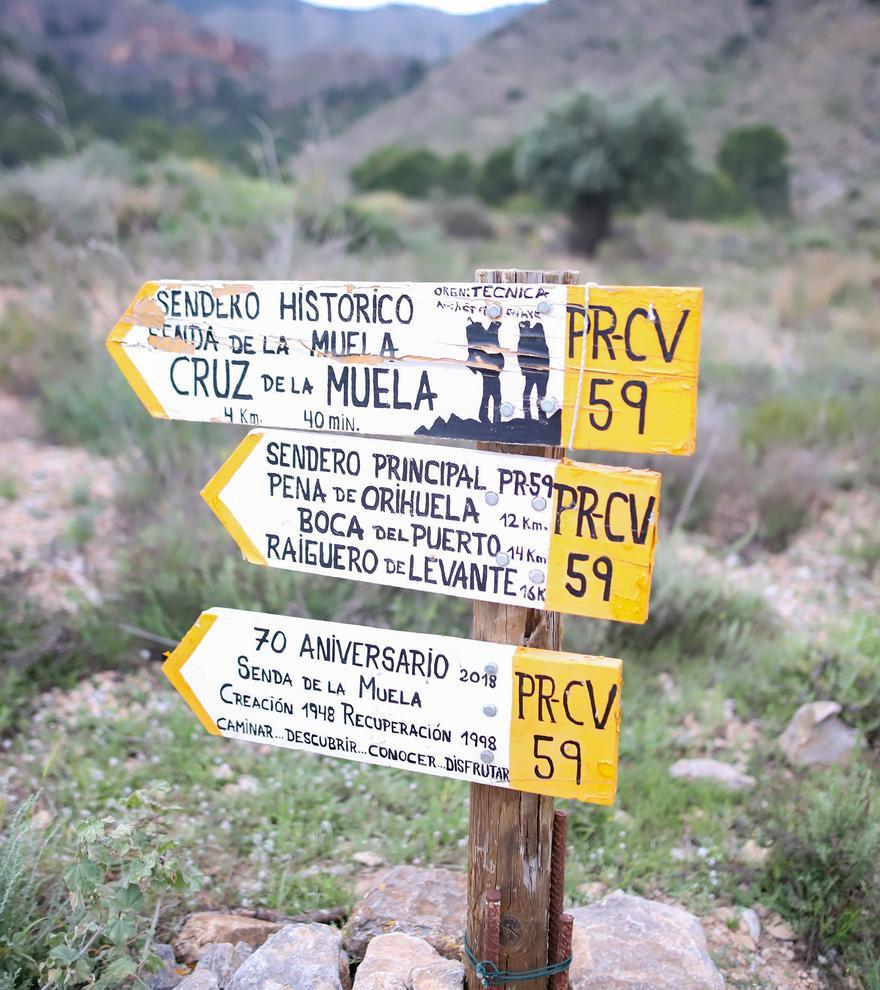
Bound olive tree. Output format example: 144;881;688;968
516;92;693;254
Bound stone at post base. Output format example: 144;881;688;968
352;932;464;989
568;891;725;990
193;942;254;988
177;973;220;990
227;923;349;990
173;913;285;963
344;866;466;962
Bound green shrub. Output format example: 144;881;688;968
351;145;447;198
740;384;880;466
0;118;64;167
441;151;476;195
434;198;495;239
0;571;92;733
0;189;44;244
0;798;56;988
763;766;880;973
752;448;830;553
717;123;790;216
476;144;520;205
296;199;401;253
572;545;772;665
666;166;747;220
809;614;880;743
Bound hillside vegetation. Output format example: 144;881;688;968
299;0;880;209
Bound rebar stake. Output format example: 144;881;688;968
550;913;574;990
547;810;569;967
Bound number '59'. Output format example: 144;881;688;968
533;734;583;785
565;553;613;601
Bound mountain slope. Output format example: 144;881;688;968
173;0;528;62
0;0;259;98
173;0;523;62
297;0;880;200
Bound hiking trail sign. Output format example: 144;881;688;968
164;607;622;805
203;429;662;623
107;279;703;455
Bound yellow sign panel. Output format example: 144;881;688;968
563;285;703;455
546;461;660;623
509;647;622;804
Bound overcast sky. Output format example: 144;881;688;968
308;0;545;13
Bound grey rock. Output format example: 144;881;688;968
778;701;859;767
149;943;187;990
669;758;755;791
355;977;406;990
739;908;761;944
352;851;385;868
177;973;220;990
231;943;254;973
344;866;465;961
569;890;724;990
194;942;253;988
353;933;441;985
411;961;465;990
195;944;235;987
228;923;347;990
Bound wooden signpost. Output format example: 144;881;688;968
163;607;622;805
108;267;704;989
202;429;661;623
106;279;702;454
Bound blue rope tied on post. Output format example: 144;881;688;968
464;936;572;988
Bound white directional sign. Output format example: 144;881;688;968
164;607;623;804
203;430;662;623
108;280;703;454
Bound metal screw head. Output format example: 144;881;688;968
485;491;499;506
484;662;498;675
529;568;545;584
483;704;497;717
495;552;510;567
500;402;514;418
540;396;558;414
537;300;551;315
480;750;495;764
531;496;547;511
487;303;502;318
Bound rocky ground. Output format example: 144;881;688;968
681;488;880;637
144;866;827;990
0;392;117;608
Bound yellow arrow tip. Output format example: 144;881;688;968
106;281;169;419
202;432;268;566
163;611;221;735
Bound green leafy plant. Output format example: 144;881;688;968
43;783;200;989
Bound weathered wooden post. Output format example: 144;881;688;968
466;267;578;990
